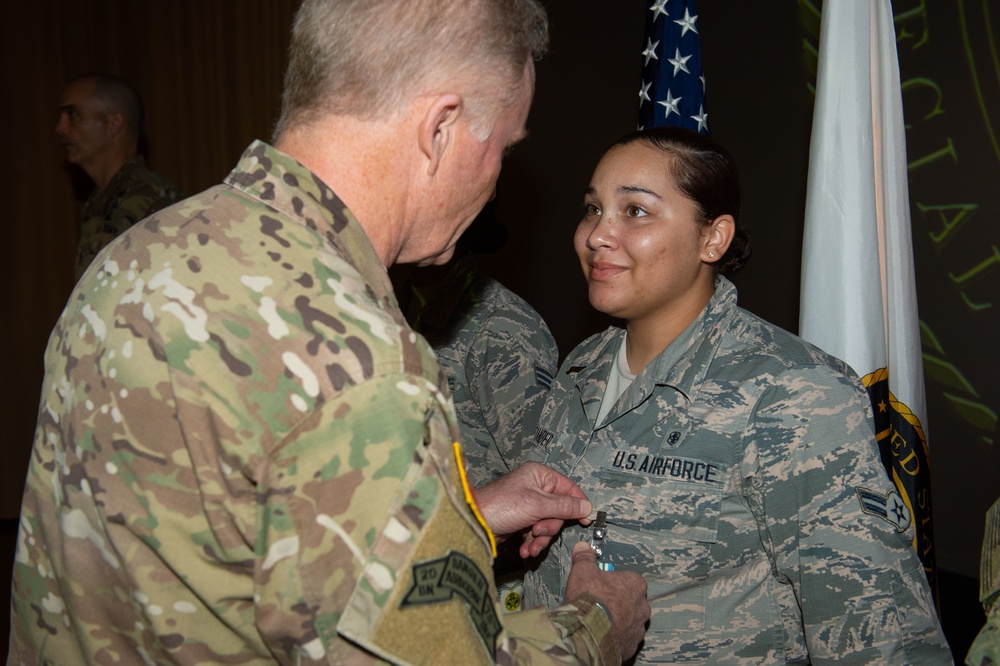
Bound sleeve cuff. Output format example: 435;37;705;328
555;592;619;666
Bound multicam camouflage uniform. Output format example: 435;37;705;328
967;496;1000;665
407;254;558;489
75;153;182;280
524;277;952;664
9;141;617;666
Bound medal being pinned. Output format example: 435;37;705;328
585;511;615;571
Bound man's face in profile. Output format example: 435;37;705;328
55;79;112;170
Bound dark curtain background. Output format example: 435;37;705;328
2;1;295;515
3;1;996;659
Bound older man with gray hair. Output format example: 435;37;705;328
11;1;650;665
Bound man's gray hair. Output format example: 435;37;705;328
273;0;548;140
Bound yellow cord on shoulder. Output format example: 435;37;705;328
453;441;497;558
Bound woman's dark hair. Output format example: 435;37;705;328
613;126;752;276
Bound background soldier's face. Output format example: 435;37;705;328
55;80;113;170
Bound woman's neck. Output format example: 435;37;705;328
624;279;715;374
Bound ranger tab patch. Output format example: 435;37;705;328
856;486;912;533
401;551;501;660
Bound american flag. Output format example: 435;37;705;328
637;0;708;133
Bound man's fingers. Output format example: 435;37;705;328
542;469;590;501
528;461;590;502
540;494;591;523
570;539;598;565
521;533;553;558
519;534;537;559
530;518;561;538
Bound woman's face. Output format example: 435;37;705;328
574;142;716;327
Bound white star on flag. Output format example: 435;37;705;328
691;104;708;132
657;89;682;119
668;47;692;76
649;0;669;21
639;81;652;106
674;7;698;36
642;38;660;66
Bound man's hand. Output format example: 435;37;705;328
565;541;650;662
474;462;592;558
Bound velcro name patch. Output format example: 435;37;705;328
401;551;501;660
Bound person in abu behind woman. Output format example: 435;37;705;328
521;126;952;663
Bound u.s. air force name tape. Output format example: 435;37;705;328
401;551;501;660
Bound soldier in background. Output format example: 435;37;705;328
398;202;559;489
967;496;1000;665
55;74;182;280
396;202;560;614
10;1;650;665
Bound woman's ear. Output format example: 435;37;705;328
701;214;735;263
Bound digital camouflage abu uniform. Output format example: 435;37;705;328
406;253;558;489
524;277;952;664
9;141;617;666
75;153;182;279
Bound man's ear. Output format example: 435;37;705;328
702;214;735;263
106;111;125;138
417;93;463;177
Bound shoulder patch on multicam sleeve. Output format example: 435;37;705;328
856;486;912;533
400;550;501;661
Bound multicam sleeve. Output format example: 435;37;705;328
500;594;617;666
467;310;558;477
255;370;617;665
744;364;950;664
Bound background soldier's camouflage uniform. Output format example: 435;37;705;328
524;277;952;664
75;153;182;280
406;253;558;489
967;496;1000;665
405;254;558;617
9;141;617;665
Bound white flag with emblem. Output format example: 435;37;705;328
798;0;936;592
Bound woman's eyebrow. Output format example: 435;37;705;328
583;184;661;199
618;185;661;199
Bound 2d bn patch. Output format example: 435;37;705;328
401;551;501;661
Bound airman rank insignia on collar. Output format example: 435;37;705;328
401;551;501;660
856;486;913;533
